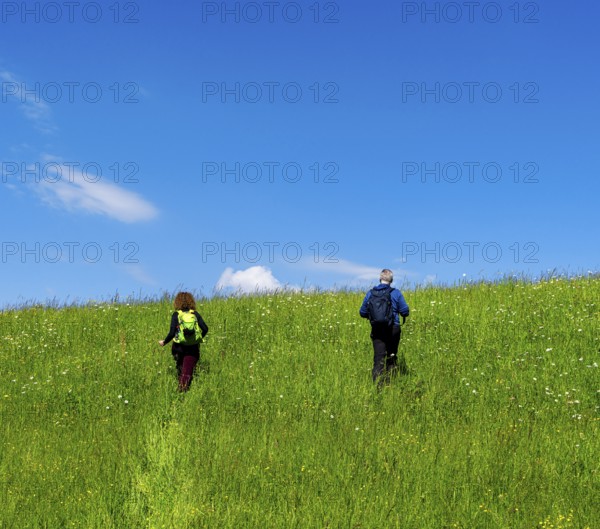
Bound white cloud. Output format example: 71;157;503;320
214;260;417;297
215;266;295;295
301;258;414;286
0;70;56;134
311;258;382;281
2;70;159;223
33;159;158;223
120;264;159;286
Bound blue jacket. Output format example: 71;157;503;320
359;283;410;326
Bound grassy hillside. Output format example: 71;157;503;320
1;277;598;529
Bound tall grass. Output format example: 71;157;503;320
1;277;598;528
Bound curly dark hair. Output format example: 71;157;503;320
173;291;196;311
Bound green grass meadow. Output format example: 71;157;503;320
1;277;598;528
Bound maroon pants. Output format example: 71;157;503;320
177;355;198;391
172;343;199;391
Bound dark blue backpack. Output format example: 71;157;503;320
367;286;394;327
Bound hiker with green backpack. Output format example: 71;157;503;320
360;269;410;385
158;291;209;391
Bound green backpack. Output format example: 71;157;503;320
174;310;203;345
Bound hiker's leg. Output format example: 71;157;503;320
371;332;387;382
389;325;408;375
172;344;183;380
385;325;401;374
179;355;198;391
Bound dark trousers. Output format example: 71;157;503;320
371;324;405;383
172;343;199;391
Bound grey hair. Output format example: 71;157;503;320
380;269;393;284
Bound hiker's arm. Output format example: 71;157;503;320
195;311;209;338
162;312;178;345
359;292;371;318
393;290;410;318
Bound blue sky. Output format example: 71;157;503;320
1;0;598;306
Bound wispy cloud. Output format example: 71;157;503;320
307;258;382;281
33;156;159;223
301;257;414;286
120;263;159;286
0;70;57;134
2;68;159;223
215;260;417;296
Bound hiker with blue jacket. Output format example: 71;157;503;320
360;269;410;384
